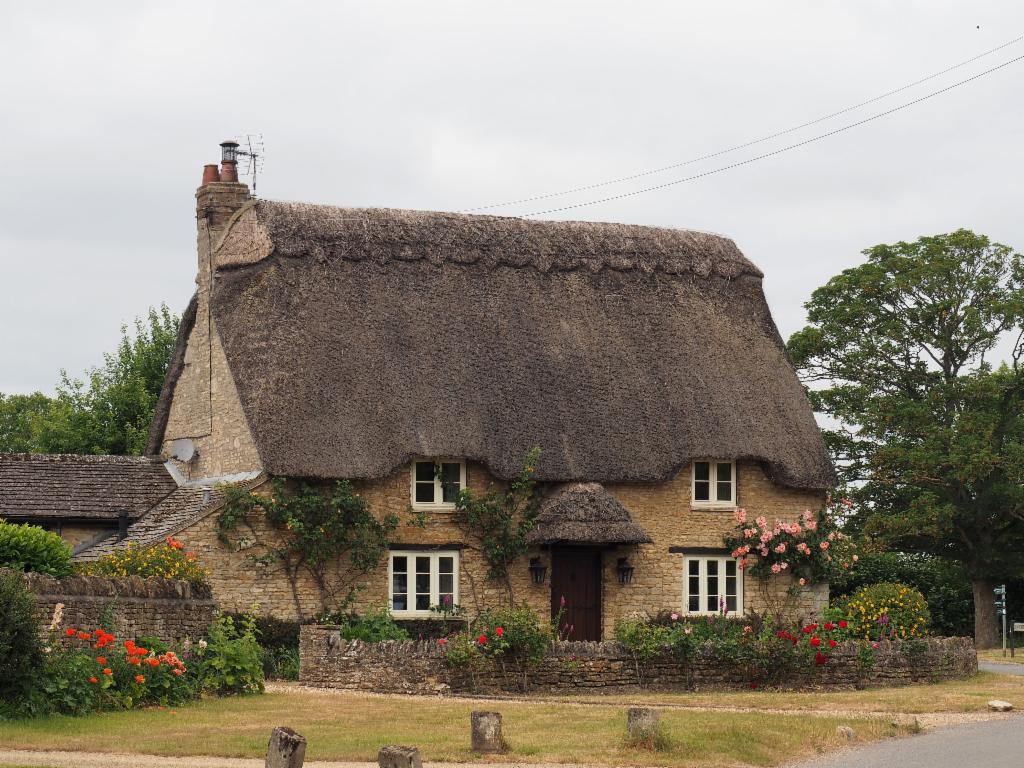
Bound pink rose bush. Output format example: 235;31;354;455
724;505;857;585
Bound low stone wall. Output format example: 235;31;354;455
23;570;218;644
300;624;977;695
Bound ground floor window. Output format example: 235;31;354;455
389;550;459;616
683;555;742;615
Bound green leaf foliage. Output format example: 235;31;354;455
787;229;1024;641
0;305;179;455
0;521;73;576
0;570;44;716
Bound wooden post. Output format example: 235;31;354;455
470;711;504;753
266;726;306;768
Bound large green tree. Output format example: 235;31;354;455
788;229;1024;647
0;305;179;456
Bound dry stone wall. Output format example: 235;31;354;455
22;570;217;643
300;624;977;695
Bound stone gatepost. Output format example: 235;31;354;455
470;711;504;753
378;745;423;768
626;707;660;743
266;726;306;768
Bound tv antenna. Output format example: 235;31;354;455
233;133;265;196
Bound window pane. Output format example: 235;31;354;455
415;462;435;482
694;482;710;501
726;595;737;612
392;556;407;573
707;593;718;612
391;556;408;611
441;463;461;503
688;594;700;612
716;482;732;502
688;560;700;576
415;555;431;611
416;593;430;610
725;560;736;577
694;462;710;481
415;482;434;503
439;573;454;596
688;575;700;598
438;556;454;574
716;462;732;482
706;560;718;576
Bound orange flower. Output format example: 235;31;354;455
172;669;183;677
102;668;112;676
96;656;106;665
146;657;159;667
129;657;141;666
77;631;91;641
65;628;76;637
135;674;145;684
88;676;98;684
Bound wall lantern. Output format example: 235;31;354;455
616;557;635;585
528;557;547;585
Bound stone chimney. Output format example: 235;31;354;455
195;140;250;288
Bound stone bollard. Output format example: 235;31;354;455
378;745;423;768
266;726;306;768
626;707;660;744
471;711;504;753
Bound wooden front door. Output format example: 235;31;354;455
550;547;602;641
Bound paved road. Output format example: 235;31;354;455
793;715;1024;768
980;660;1024;675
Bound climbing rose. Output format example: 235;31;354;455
828;639;838;648
810;636;821;647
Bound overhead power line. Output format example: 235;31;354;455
520;53;1024;218
464;33;1024;215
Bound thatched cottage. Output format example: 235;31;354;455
39;143;834;638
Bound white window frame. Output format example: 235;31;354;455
682;555;743;616
691;460;736;509
388;550;460;618
410;459;466;510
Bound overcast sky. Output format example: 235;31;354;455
1;1;1022;395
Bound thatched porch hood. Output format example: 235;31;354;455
150;200;835;489
528;483;653;546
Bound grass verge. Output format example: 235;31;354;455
571;671;1024;714
0;690;905;768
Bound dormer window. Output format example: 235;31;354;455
411;460;466;509
692;460;735;508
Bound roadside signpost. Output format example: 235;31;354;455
1012;621;1024;658
995;585;1008;656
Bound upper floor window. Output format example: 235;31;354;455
692;460;735;507
411;460;465;509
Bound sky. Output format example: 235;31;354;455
1;1;1022;395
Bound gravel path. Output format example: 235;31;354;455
980;660;1024;676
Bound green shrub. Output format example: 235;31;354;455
191;613;265;695
317;606;409;643
829;552;972;636
614;619;672;663
474;604;551;665
223;613;300;680
0;571;44;716
0;522;72;576
835;582;931;640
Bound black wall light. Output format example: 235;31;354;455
529;557;547;585
616;557;635;585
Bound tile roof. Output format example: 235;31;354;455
0;453;177;521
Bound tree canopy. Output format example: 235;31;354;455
788;229;1024;646
0;305;179;456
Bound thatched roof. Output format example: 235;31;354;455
527;483;652;546
0;453;177;521
152;200;835;489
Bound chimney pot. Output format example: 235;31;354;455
201;164;221;185
220;139;240;183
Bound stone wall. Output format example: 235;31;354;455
300;624;977;695
23;571;217;644
178;460;826;634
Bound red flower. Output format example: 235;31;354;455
134;646;148;656
810;636;821;647
814;651;828;665
802;624;818;634
88;676;98;684
102;668;112;676
748;681;758;689
838;620;848;629
823;622;836;631
135;674;145;684
438;638;447;646
478;634;487;645
77;631;91;641
828;639;838;648
96;656;106;665
65;628;76;637
495;627;504;638
129;657;141;666
146;657;160;667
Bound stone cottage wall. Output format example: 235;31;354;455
22;570;217;644
299;625;977;695
176;459;827;635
